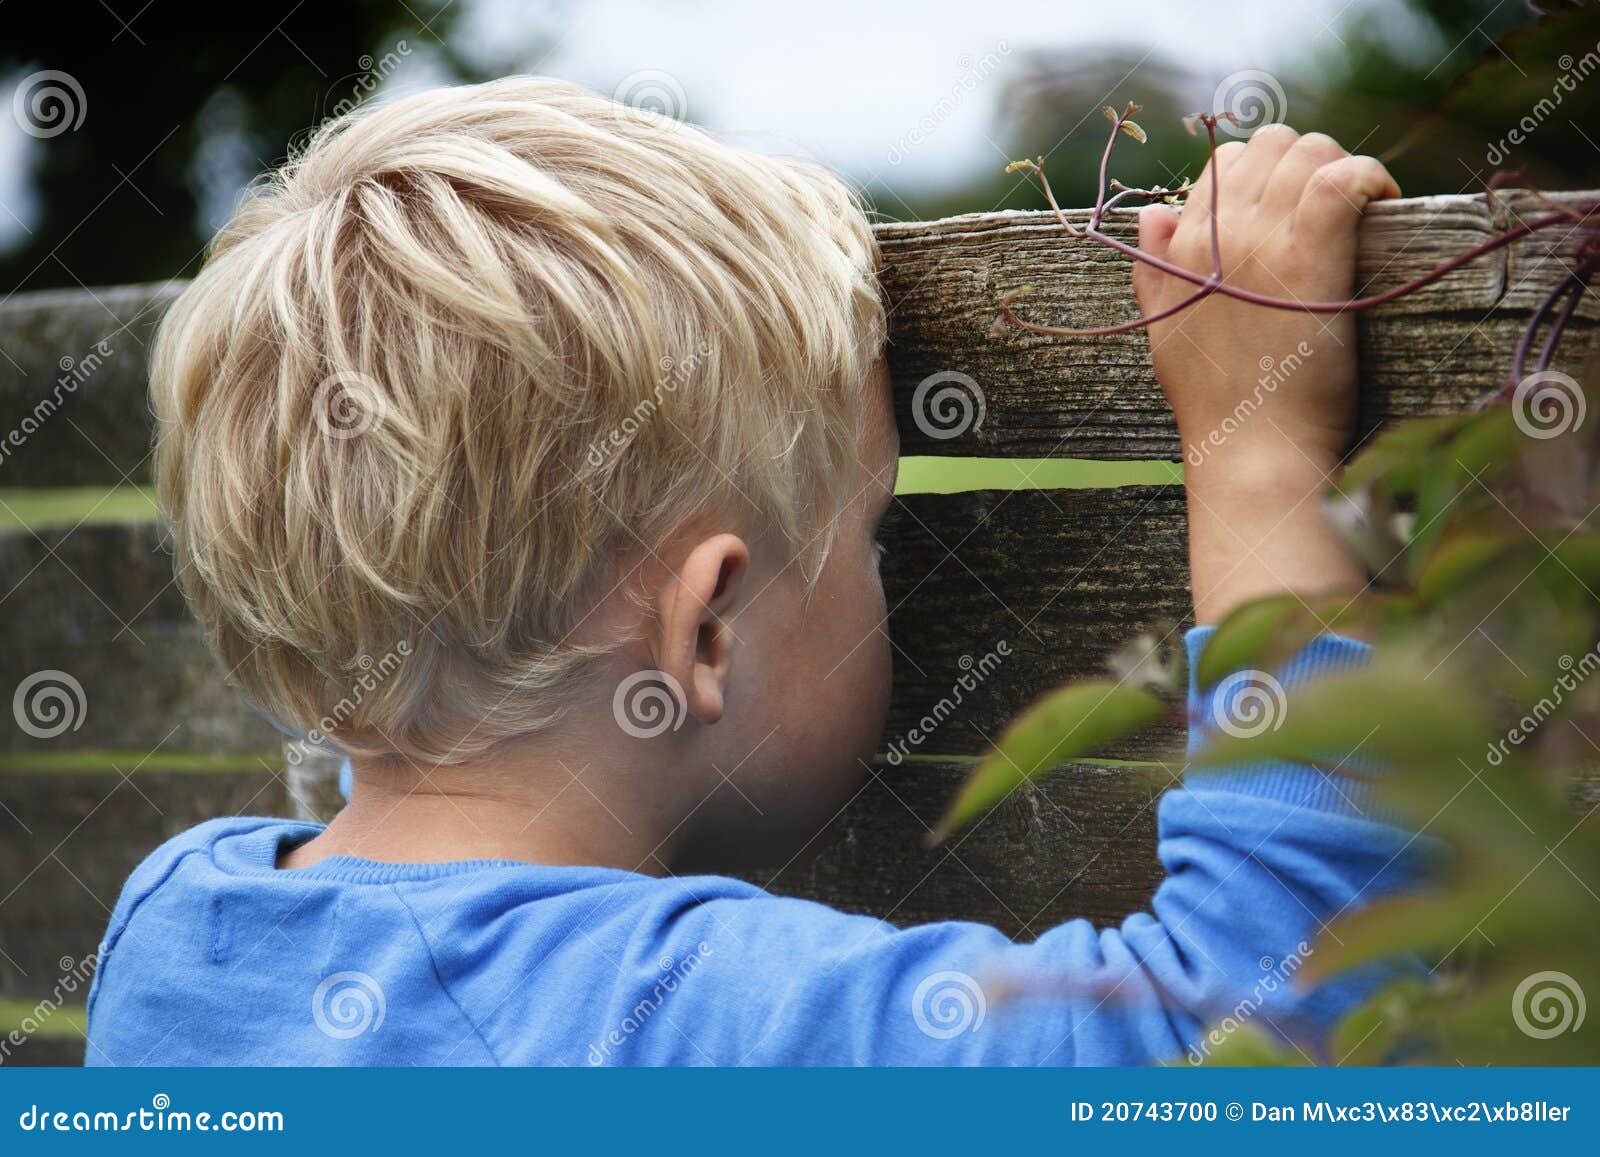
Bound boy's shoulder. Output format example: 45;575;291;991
100;815;310;947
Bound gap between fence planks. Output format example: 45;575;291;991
0;190;1595;486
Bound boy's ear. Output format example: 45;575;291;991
652;533;750;726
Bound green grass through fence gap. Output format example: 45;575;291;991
0;750;280;775
0;999;87;1040
0;486;159;530
895;457;1182;494
0;461;1181;533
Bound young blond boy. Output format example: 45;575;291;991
86;78;1412;1065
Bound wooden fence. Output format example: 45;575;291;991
2;189;1597;1064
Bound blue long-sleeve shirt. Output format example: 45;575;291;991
84;629;1418;1066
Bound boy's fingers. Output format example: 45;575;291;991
1132;204;1181;307
1138;203;1181;260
1224;123;1300;203
1294;155;1402;233
1262;132;1348;213
1184;140;1246;217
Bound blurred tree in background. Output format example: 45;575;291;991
0;1;469;291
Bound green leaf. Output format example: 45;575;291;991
1331;977;1440;1066
930;681;1166;844
1197;593;1394;689
1414;531;1526;604
1447;407;1516;480
1196;595;1310;690
1339;414;1474;495
1545;534;1600;592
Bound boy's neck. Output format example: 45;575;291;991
278;742;682;876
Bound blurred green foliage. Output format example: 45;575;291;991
931;0;1600;1068
941;362;1600;1063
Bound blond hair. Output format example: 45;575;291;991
152;77;885;764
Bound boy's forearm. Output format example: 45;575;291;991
1184;438;1365;625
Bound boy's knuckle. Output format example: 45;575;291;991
1352;155;1388;181
1251;123;1298;146
1308;161;1357;193
1292;132;1345;160
1210;140;1246;170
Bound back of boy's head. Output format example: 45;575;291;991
152;77;886;765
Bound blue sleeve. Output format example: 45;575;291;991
522;629;1421;1066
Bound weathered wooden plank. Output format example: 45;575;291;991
2;192;1593;483
2;1032;85;1067
883;487;1189;758
0;283;180;486
756;759;1167;935
882;189;1597;456
0;521;285;755
2;486;1190;762
0;765;287;1002
10;754;1592;1008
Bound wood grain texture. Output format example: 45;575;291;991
0;765;288;1002
0;757;1161;1008
0;282;180;486
1;192;1594;483
883;487;1189;758
882;190;1598;457
0;521;285;755
754;759;1168;935
8;755;1595;1017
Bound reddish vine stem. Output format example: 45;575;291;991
1481;255;1597;406
997;107;1598;385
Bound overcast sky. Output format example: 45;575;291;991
455;0;1408;189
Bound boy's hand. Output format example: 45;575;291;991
1132;125;1401;623
1134;124;1400;471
